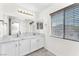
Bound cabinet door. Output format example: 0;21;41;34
19;39;30;56
30;39;39;52
38;38;44;49
0;44;2;56
1;41;18;56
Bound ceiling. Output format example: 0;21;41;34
17;3;53;12
1;3;72;16
27;3;53;11
17;3;72;14
1;3;72;13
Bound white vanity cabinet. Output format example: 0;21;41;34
30;38;39;52
19;39;30;56
0;41;19;56
0;44;1;56
0;34;45;56
19;35;44;55
30;36;44;52
37;37;44;49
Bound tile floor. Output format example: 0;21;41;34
26;48;56;56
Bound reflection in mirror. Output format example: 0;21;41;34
8;16;20;36
11;22;20;35
0;20;4;38
3;23;7;36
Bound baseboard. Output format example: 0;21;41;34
44;47;56;56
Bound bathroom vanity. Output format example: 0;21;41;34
0;33;45;56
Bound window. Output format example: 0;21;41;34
51;4;79;42
51;11;64;38
65;5;79;41
37;22;43;30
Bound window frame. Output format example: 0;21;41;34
50;3;79;42
51;10;64;39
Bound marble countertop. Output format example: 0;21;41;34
0;37;19;43
0;33;45;43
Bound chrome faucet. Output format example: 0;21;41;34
17;31;21;37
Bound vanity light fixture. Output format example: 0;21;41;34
17;9;33;16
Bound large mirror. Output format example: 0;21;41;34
0;20;4;38
8;16;20;35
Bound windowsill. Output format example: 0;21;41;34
49;35;79;42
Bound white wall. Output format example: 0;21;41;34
39;3;73;36
39;3;79;56
0;4;3;19
46;37;79;56
2;3;36;20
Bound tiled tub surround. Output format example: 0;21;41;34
0;33;45;56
